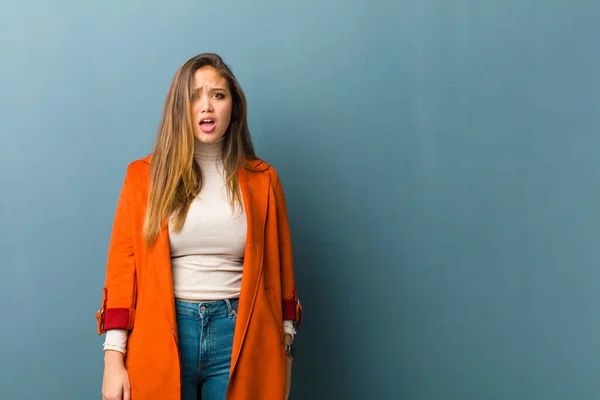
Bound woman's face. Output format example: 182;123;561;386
190;66;233;144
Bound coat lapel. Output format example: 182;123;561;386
230;161;270;376
141;155;179;332
151;219;177;331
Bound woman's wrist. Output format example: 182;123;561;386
104;349;125;365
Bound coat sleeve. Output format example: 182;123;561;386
273;170;303;330
95;165;137;335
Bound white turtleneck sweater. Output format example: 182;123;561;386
104;139;295;353
169;139;247;301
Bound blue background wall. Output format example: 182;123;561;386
1;1;600;399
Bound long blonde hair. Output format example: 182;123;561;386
142;53;257;247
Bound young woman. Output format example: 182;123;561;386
96;53;302;400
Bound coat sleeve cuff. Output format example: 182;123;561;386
96;307;136;334
282;298;303;331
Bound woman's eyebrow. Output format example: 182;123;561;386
192;86;228;92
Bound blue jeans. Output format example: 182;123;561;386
175;298;238;400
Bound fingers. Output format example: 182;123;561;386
102;364;130;400
102;388;125;400
102;380;129;400
123;383;131;400
101;387;122;400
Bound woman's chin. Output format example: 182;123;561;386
194;132;225;144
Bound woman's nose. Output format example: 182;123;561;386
199;96;213;112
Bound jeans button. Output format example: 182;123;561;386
200;306;206;312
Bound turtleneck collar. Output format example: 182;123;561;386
193;138;223;164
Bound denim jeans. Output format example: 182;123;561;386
176;298;238;400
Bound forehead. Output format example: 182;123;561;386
192;66;228;89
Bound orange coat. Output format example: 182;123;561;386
96;155;302;400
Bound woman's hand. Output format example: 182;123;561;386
284;334;293;400
285;356;293;400
102;351;131;400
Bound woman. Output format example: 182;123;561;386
96;53;302;400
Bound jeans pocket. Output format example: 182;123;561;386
175;300;198;317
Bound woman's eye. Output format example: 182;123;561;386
213;93;225;99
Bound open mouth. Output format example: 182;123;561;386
199;119;216;132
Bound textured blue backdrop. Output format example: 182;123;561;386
1;1;599;399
